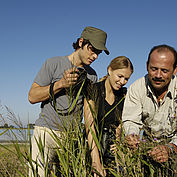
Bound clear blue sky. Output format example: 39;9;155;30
1;0;177;125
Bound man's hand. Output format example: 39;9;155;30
125;134;140;149
61;67;79;88
148;145;169;163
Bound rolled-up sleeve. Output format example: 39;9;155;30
122;80;144;136
171;134;177;146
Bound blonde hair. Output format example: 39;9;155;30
99;56;133;82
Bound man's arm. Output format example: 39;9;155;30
122;82;143;136
28;67;79;104
121;80;145;149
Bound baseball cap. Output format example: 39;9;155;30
81;26;109;55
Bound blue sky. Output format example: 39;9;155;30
0;0;177;125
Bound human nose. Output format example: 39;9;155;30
155;69;162;78
120;77;126;85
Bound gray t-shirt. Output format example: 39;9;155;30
34;56;97;130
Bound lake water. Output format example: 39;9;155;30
0;128;34;142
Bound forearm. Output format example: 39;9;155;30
29;67;80;104
122;83;143;136
86;122;103;171
86;122;105;176
87;127;101;161
85;110;99;160
84;99;102;164
123;121;140;136
28;79;65;104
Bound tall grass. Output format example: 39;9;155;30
113;132;173;177
0;77;176;177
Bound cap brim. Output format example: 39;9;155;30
90;40;110;55
104;49;109;55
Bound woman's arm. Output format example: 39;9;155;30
84;98;106;177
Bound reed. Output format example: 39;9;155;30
0;83;174;176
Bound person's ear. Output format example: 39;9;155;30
107;67;111;76
79;38;84;48
173;65;177;75
146;61;148;72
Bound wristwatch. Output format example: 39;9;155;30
166;144;177;153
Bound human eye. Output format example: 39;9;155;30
162;69;168;73
95;50;102;55
91;46;102;55
125;77;129;81
117;75;123;78
88;45;92;52
150;67;157;71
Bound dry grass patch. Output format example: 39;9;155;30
0;143;28;177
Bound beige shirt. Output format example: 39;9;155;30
122;74;177;145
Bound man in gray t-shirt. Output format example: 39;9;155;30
33;56;98;131
28;26;109;176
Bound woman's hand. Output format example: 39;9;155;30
116;125;121;141
92;161;106;177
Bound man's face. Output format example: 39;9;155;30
78;39;102;65
147;50;176;92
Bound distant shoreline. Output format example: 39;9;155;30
0;128;34;130
0;129;33;143
0;140;29;144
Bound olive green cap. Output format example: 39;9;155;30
81;26;109;55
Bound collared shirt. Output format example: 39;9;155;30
122;74;177;146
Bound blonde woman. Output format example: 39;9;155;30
84;56;133;176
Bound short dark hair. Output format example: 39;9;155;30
147;44;177;69
72;38;91;50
